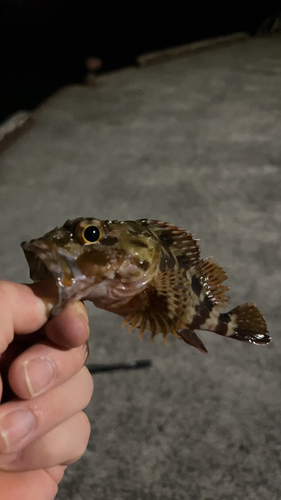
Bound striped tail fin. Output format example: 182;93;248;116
215;303;271;345
177;303;270;353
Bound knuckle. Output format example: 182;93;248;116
66;412;91;464
78;411;91;445
72;367;94;410
81;367;94;407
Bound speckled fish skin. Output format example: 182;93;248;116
21;218;271;353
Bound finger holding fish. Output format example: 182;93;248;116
0;366;93;457
0;280;93;475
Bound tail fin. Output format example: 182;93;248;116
217;303;271;345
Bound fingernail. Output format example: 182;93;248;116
24;357;56;397
0;410;35;453
72;302;89;333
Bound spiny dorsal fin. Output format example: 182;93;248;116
139;219;201;270
198;257;230;308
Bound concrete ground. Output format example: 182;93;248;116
0;35;280;500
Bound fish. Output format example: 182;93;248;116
21;218;271;353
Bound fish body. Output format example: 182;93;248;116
21;218;271;353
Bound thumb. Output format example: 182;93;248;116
0;280;56;355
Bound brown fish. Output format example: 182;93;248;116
21;218;271;353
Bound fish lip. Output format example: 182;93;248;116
21;240;86;285
21;241;54;282
21;240;94;316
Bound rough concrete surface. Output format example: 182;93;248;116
0;36;280;499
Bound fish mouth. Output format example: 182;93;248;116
21;240;91;316
21;240;154;317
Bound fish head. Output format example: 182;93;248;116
21;218;161;315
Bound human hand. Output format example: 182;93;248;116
0;280;93;500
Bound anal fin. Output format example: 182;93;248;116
177;328;208;354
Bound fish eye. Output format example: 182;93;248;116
82;225;102;244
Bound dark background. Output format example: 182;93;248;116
0;0;280;123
